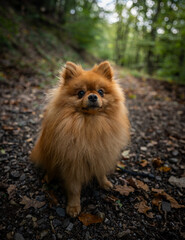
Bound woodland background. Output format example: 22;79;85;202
0;0;185;82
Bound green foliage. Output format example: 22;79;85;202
1;0;185;83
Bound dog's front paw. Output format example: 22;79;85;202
66;205;81;217
102;180;113;190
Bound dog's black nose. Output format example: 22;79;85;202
88;94;98;102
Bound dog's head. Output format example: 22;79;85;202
59;61;124;115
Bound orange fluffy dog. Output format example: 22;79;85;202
31;61;130;217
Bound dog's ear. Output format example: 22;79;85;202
61;62;82;82
93;61;113;81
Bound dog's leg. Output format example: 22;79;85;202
65;181;81;217
97;175;113;190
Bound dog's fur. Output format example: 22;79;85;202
31;61;130;217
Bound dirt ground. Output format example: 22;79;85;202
0;67;185;240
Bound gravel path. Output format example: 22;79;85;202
0;69;185;240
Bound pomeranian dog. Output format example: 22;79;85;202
31;61;130;217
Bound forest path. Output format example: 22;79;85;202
0;66;185;240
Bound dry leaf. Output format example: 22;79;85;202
45;190;59;206
135;198;153;218
105;195;119;203
26;138;33;142
116;161;126;171
7;185;16;200
158;166;171;172
121;150;130;159
140;160;148;167
152;188;185;209
2;126;14;131
20;196;45;209
78;213;103;226
114;185;134;196
152;158;162;168
127;177;149;191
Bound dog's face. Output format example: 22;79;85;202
59;61;123;114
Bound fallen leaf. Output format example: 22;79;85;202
134;198;153;218
121;150;130;159
1;149;6;154
7;185;16;200
114;185;134;196
2;126;14;131
20;196;45;209
26;138;33;142
140;160;148;167
152;158;162;168
158;166;171;172
116;161;126;171
45;189;59;206
147;141;157;147
127;177;149;191
78;213;103;226
152;188;185;209
152;197;162;211
105;195;119;203
168;176;185;188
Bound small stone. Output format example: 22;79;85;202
57;233;63;239
140;146;147;151
156;176;162;181
85;231;91;240
20;174;26;181
169;158;178;164
32;217;37;222
66;222;73;231
56;207;65;217
37;218;45;225
62;218;70;228
117;229;131;238
40;230;48;239
104;218;109;224
97;211;105;220
14;233;25;240
53;219;62;228
11;170;20;179
4;166;10;172
162;201;171;212
172;150;178;156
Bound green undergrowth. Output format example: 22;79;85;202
0;6;90;87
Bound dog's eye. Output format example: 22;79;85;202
98;89;104;97
78;90;85;98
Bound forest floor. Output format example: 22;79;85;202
0;63;185;240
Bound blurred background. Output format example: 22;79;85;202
0;0;185;83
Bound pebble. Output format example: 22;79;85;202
4;166;10;172
62;218;70;228
56;207;65;217
40;230;48;239
57;233;63;239
14;233;25;240
169;158;178;163
20;174;26;181
156;176;162;181
172;150;179;156
53;219;62;227
117;229;131;238
10;170;20;179
85;231;91;240
66;222;73;231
